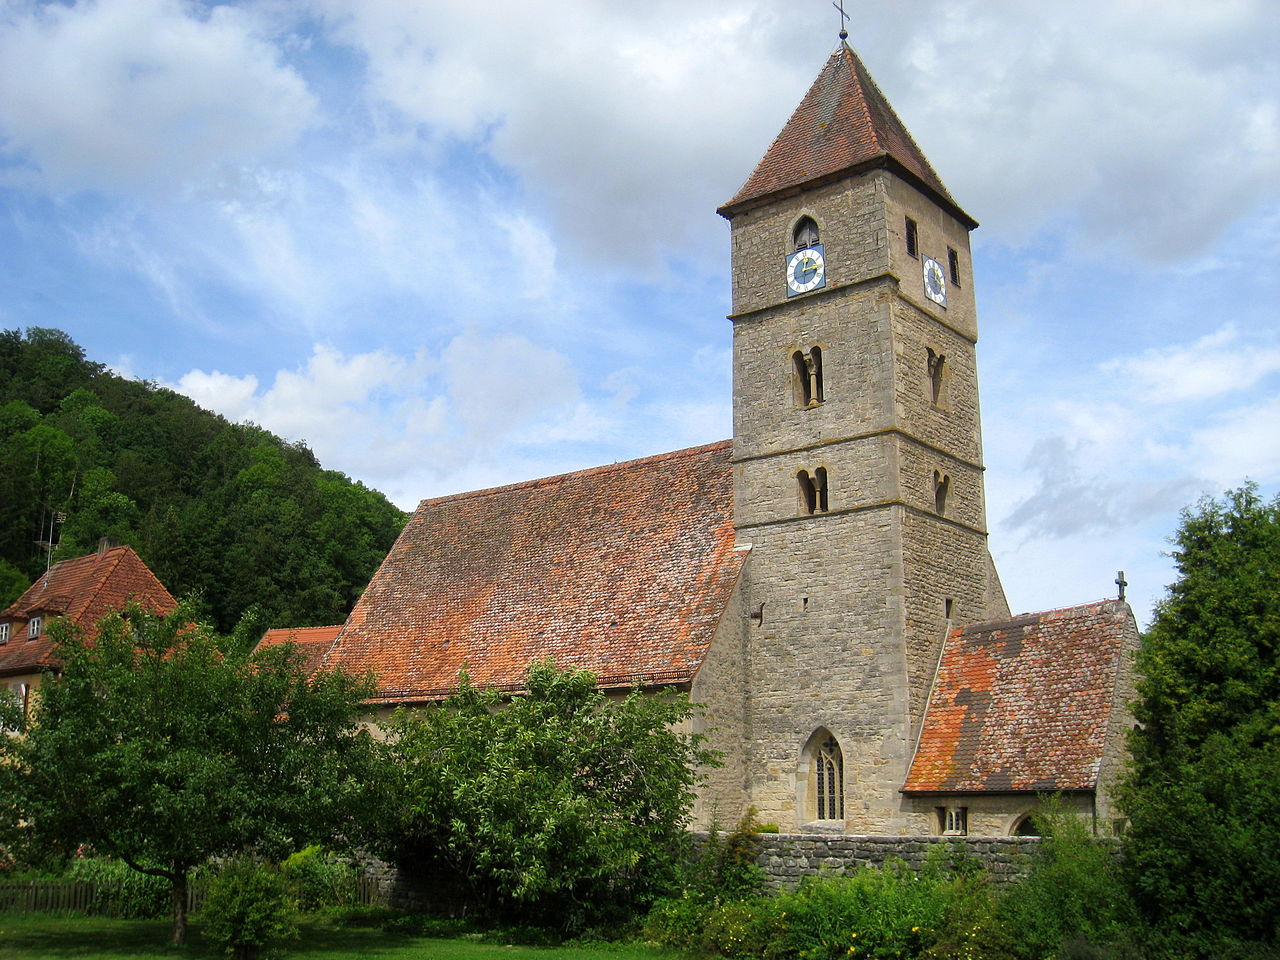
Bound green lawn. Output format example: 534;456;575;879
0;915;682;960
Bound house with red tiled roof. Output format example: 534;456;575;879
0;539;177;720
320;40;1138;836
255;625;343;676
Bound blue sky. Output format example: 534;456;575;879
1;0;1277;627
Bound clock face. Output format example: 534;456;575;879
923;256;947;307
786;244;826;297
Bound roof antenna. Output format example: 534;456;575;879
1115;570;1127;603
833;0;850;40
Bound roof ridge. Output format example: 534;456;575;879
417;439;732;509
956;598;1125;635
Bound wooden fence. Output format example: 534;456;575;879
0;876;381;916
0;881;97;914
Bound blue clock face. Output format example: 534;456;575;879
923;256;947;307
786;244;826;297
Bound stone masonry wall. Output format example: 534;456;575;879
753;833;1039;887
358;834;1043;912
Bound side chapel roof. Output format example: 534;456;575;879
719;41;975;227
256;625;343;676
324;440;744;703
0;544;177;678
903;600;1137;794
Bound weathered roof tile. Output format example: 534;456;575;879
325;441;743;702
903;600;1137;793
0;545;177;677
719;42;973;226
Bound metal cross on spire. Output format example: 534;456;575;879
832;0;850;40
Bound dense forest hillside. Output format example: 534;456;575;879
0;328;407;632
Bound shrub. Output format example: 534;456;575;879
279;845;359;911
198;858;299;960
66;856;169;919
997;807;1135;960
691;809;767;903
766;866;949;960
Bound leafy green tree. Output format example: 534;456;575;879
0;328;405;630
379;661;717;932
6;603;377;946
1119;485;1280;952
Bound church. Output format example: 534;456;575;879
315;40;1139;838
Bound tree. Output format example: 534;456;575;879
1119;485;1280;950
379;661;717;932
7;603;377;945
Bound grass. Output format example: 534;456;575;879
0;914;683;960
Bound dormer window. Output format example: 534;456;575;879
27;616;42;639
0;622;8;644
793;216;820;250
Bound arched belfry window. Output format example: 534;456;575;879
793;216;820;250
798;468;829;515
792;347;824;408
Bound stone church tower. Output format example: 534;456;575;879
326;38;1137;842
716;42;1009;832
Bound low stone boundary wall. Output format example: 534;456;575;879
363;834;1042;912
752;834;1040;886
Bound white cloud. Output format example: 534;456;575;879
442;331;579;437
1191;396;1280;487
1101;326;1280;404
0;0;316;195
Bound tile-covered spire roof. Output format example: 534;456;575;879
719;42;974;226
0;543;177;678
325;441;744;704
903;600;1138;794
256;625;343;676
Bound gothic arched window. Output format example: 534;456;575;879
814;735;845;820
793;216;820;250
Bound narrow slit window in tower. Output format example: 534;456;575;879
810;346;824;402
815;466;829;512
934;471;950;516
948;247;961;286
905;217;919;258
793;216;820;250
792;351;812;407
816;736;845;820
927;348;946;406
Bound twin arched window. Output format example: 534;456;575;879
793;347;824;407
798;468;829;515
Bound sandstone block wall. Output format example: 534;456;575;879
753;833;1039;887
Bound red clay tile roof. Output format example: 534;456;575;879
903;600;1137;794
0;545;177;678
719;42;974;226
256;625;343;675
325;441;744;704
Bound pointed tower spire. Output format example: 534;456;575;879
718;42;975;227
